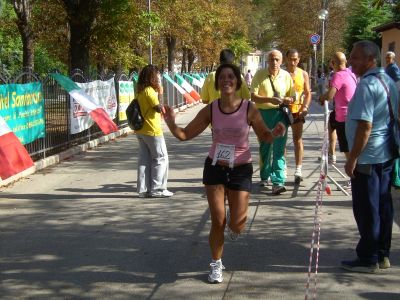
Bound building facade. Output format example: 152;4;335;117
374;21;400;67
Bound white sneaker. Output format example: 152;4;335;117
259;179;269;187
225;209;239;241
328;154;337;165
345;180;352;191
208;261;225;283
150;189;174;198
294;169;303;184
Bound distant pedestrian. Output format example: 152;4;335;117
250;49;293;194
200;49;250;104
385;51;400;83
244;69;253;88
135;65;173;198
163;63;286;283
385;51;400;188
285;49;312;184
342;41;399;273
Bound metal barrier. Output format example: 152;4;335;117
0;68;204;161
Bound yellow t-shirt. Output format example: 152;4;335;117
250;68;293;110
135;86;163;136
200;71;251;103
289;67;305;113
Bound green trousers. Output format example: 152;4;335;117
258;108;289;185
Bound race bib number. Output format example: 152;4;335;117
212;143;235;168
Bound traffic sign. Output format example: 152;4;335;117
310;34;321;45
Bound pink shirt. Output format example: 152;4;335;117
330;68;357;122
208;99;252;165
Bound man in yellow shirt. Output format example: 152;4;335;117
201;49;250;104
286;49;311;184
251;50;293;195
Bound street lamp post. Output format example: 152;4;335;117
148;0;152;64
318;9;328;78
318;8;329;130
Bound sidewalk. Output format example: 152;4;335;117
0;101;399;300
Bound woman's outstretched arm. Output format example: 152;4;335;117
163;105;211;141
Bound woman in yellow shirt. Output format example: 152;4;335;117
135;65;173;198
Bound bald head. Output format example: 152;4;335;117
331;52;347;71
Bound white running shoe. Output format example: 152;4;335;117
294;169;303;184
208;261;225;283
345;180;352;191
150;189;174;198
225;209;239;241
259;179;269;187
328;154;337;165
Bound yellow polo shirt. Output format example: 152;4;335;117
250;68;293;110
135;86;163;136
200;71;251;103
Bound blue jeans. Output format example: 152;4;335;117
351;160;394;264
136;134;169;193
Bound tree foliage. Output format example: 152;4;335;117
1;0;395;77
0;1;23;76
343;0;393;54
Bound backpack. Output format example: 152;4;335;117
126;99;144;130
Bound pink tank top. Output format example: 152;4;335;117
208;99;252;165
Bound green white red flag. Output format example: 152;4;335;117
0;115;34;180
163;73;195;104
183;74;203;88
175;74;201;101
50;73;118;134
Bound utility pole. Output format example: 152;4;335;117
148;0;152;64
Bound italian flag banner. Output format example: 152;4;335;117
175;74;201;101
163;73;195;104
183;74;203;88
192;73;205;85
0;115;34;180
50;73;118;135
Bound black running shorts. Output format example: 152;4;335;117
202;157;253;192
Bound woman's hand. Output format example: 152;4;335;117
162;105;176;124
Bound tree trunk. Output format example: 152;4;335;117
187;49;195;72
13;0;34;70
181;47;187;73
62;0;101;74
166;35;176;72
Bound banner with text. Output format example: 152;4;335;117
71;78;117;134
0;82;45;144
118;81;135;121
